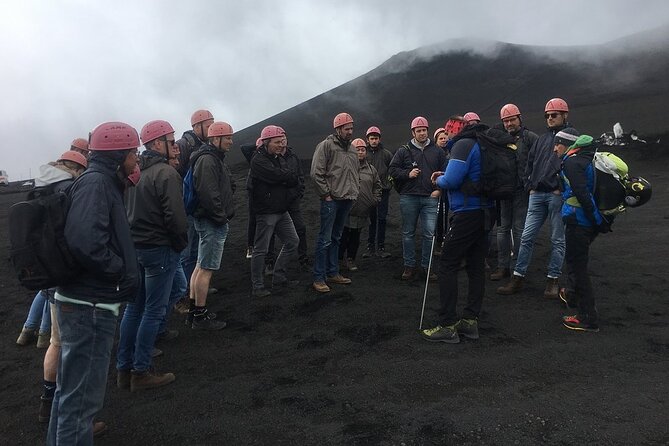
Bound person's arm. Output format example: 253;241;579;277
436;139;473;190
563;158;602;227
310;141;330;198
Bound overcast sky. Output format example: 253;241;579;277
1;0;668;179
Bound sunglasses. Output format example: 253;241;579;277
544;112;561;119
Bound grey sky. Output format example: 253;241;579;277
1;0;668;179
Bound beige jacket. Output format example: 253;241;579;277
310;135;359;200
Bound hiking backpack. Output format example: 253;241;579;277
462;128;518;200
592;151;629;215
8;182;81;290
182;150;216;215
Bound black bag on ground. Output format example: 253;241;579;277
462;127;518;200
8;183;80;290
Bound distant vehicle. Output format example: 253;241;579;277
0;170;8;186
22;180;34;187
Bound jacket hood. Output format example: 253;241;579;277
34;164;75;187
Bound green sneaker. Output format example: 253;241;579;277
455;318;480;340
420;325;460;343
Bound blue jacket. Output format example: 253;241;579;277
437;131;492;212
560;147;604;227
58;153;139;304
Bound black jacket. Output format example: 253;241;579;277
126;150;188;252
525;123;571;192
250;147;298;214
388;139;447;196
282;147;305;201
58;154;139;304
176;130;203;177
192;144;236;225
365;143;393;190
510;127;539;190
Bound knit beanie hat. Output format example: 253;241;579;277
554;127;579;146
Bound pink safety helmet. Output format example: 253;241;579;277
352;138;367;148
500;104;521;120
207;122;234;137
433;128;446;140
70;137;89;152
333;112;354;129
366;126;381;137
140;120;175;145
191;109;214;126
545;98;569;113
58;150;88;169
411;116;429;130
260;125;286;141
463;112;481;123
88;122;140;151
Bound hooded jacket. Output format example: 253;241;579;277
560;145;605;227
388;138;447;196
525;123;571;192
125;150;188;252
250;146;299;214
349;160;382;218
310;134;360;200
58;152;139;304
191;144;235;225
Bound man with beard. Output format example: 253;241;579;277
489;104;538;281
497;98;573;299
389;117;447;281
310;112;359;293
362;126;393;259
116;120;187;392
48;122;140;445
187;122;235;330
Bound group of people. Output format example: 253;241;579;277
14;97;652;445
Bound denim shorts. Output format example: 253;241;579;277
194;218;229;270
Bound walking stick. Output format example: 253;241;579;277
419;196;442;330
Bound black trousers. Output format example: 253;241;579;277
564;224;599;323
340;227;362;260
438;210;491;326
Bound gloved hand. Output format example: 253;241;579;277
597;221;612;234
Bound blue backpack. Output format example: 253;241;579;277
183;151;216;215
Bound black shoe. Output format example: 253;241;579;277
192;310;227;330
362;247;375;258
377;248;391;259
420;325;460;343
252;288;272;298
156;329;179;342
454;318;480;340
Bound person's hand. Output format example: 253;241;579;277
324;195;333;202
430;171;443;184
430;190;441;198
409;168;421;179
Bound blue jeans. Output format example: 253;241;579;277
24;288;53;333
159;261;187;334
313;199;353;282
514;191;565;278
48;299;117;446
496;189;529;269
117;246;180;372
399;194;439;269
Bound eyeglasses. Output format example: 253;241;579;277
545;112;560;119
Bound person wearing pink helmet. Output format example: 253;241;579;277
463;112;481;125
489;104;539;281
48;122;141;445
362;126;393;259
248;126;300;297
497;98;572;299
388;116;447;281
70;137;90;158
310;112;359;293
340;138;382;271
116;120;188;392
186;121;235;330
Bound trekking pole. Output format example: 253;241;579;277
419;196;442;330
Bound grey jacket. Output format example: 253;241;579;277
310;135;359;200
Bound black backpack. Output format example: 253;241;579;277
461;126;518;200
8;180;81;290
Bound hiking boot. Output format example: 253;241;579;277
245;246;253;259
156;329;179;342
362;247;375;258
16;327;37;346
252;288;272;298
151;348;163;358
455;318;480;340
117;369;131;390
497;275;524;295
174;297;190;314
562;315;599;332
489;267;510;281
544;278;560;299
326;274;352;285
312;281;331;293
36;331;51;349
191;310;225;330
559;288;577;309
377;248;391;259
420;325;460;343
401;266;415;280
423;268;437;282
130;369;176;392
347;258;358;271
93;421;108;437
38;396;52;423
